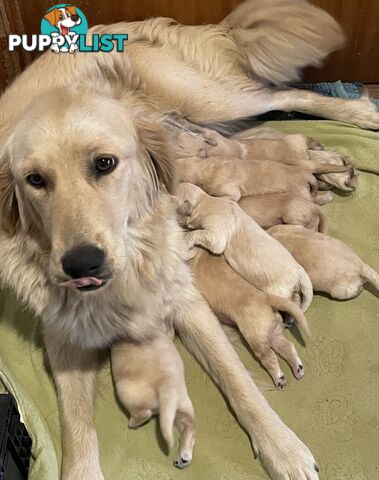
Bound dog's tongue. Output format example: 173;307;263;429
60;277;103;289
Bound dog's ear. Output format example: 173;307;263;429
44;9;60;26
136;116;177;195
0;156;20;235
66;6;77;16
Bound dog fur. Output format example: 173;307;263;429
111;334;195;468
190;249;308;389
239;193;328;232
176;183;313;313
1;0;378;478
269;225;379;299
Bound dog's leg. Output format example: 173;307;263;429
185;229;227;255
174;294;319;480
44;332;104;480
173;409;196;469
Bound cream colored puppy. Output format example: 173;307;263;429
194;128;358;193
190;249;308;388
269;225;379;299
176;183;313;312
239;193;328;232
176;156;319;201
111;335;195;469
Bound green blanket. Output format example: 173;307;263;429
0;121;378;480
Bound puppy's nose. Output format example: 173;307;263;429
61;244;105;279
71;14;80;22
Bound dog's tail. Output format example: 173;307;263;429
223;0;345;84
158;387;177;449
362;264;379;292
298;273;314;312
266;293;310;340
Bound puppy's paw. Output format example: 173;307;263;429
294;363;305;380
252;423;319;480
173;452;192;469
275;374;287;390
341;98;379;130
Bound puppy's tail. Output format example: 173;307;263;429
299;274;314;312
362;264;379;292
266;293;310;340
158;387;177;449
223;0;345;84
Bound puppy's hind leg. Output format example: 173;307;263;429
173;407;196;469
271;333;305;381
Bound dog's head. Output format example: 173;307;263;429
44;6;81;32
0;67;175;293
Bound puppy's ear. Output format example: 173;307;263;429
66;6;77;16
44;9;59;26
136;116;177;194
0;157;20;235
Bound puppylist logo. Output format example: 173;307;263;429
8;4;128;54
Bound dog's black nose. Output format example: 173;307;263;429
62;244;105;279
71;14;80;22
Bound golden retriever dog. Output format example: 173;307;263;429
1;0;378;478
239;193;328;232
269;225;379;299
190;249;308;389
176;183;313;311
111;335;195;469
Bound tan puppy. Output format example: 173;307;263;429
176;183;313;313
176;156;319;201
269;225;379;299
190;249;308;388
185;127;357;193
239;193;328;232
111;335;195;469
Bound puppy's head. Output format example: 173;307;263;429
44;6;81;29
0;77;175;293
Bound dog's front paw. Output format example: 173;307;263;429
69;43;79;54
252;422;319;480
342;98;379;130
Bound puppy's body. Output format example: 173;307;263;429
190;249;307;388
111;335;195;468
176;156;318;201
176;183;313;313
239;193;327;232
269;225;379;299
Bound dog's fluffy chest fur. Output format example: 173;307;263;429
0;195;191;350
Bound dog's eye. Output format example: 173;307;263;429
26;173;45;189
59;14;64;19
94;156;118;175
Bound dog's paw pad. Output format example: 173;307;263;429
276;375;287;390
295;364;305;380
174;455;192;469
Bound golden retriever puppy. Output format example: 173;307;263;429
176;183;313;313
111;335;195;469
269;225;379;299
239;193;328;232
190;249;308;389
176;156;319;201
190;129;357;193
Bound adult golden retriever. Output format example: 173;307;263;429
0;1;378;479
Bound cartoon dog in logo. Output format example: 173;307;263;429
44;5;81;53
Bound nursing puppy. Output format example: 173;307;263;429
239;193;328;232
190;249;308;389
176;156;319;201
176;183;313;311
269;225;379;299
111;335;195;469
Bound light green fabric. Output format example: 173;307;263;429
0;121;378;480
